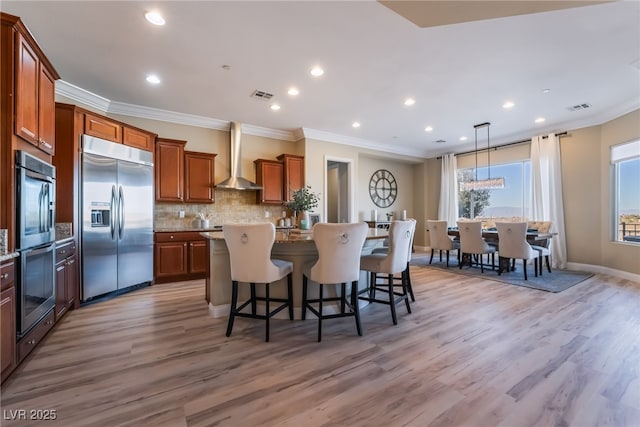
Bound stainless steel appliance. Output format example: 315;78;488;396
81;135;154;301
15;151;56;336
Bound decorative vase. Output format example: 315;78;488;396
300;211;311;230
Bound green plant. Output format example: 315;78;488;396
285;185;319;212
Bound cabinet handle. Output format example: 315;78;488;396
1;273;8;280
170;235;174;239
46;320;53;325
39;139;53;149
61;250;66;254
28;340;36;345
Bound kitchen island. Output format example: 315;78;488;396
201;227;388;319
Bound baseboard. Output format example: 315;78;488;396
566;262;640;283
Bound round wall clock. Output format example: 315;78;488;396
369;169;397;208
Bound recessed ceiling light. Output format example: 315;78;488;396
502;101;515;109
542;89;551;93
535;117;546;123
424;126;433;132
270;104;281;111
460;136;468;141
352;122;361;128
310;66;324;77
404;98;415;106
145;11;165;26
287;87;299;96
146;74;161;84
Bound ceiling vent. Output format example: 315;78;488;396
567;103;591;111
251;90;274;100
434;139;447;144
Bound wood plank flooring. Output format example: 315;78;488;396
1;265;639;427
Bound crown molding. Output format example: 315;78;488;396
302;128;426;158
55;80;111;112
240;123;298;141
108;101;229;131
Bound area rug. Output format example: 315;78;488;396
410;255;593;293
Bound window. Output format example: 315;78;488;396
457;161;531;220
612;140;640;243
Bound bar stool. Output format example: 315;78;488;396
223;223;293;342
302;222;368;342
359;220;415;325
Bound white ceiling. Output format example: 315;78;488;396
2;1;639;158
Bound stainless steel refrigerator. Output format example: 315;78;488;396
81;135;154;301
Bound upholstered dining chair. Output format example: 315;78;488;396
528;220;553;275
223;223;293;342
302;222;368;342
495;222;539;280
359;220;415;325
457;220;496;273
370;218;417;301
427;220;460;267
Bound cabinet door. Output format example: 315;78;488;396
84;113;122;143
185;152;216;203
15;33;39;146
188;240;208;275
278;154;304;202
155;139;185;202
123;127;154;151
37;65;56;155
0;287;16;382
255;159;283;204
154;242;188;279
55;260;67;318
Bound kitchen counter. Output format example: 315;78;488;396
155;227;223;233
0;252;19;263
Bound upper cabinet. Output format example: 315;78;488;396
277;154;304;202
84;112;155;151
156;139;216;203
7;15;60;156
254;159;284;204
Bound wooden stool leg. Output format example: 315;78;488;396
352;280;363;336
317;284;324;342
388;274;398;325
226;281;238;337
265;284;270;342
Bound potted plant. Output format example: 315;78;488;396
285;185;319;229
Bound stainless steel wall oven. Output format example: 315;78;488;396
15;151;56;337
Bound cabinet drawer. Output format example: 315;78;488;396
18;310;55;363
0;261;15;291
155;232;205;243
56;242;76;262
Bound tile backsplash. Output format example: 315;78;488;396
154;190;288;230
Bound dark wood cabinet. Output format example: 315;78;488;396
185;151;216;203
254;159;284;204
154;232;209;283
1;260;16;383
277;154;304;202
37;65;56;154
17;309;54;364
55;240;77;320
155;138;186;202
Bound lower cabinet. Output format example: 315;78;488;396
154;232;209;283
55;240;77;320
1;259;16;383
17;310;55;364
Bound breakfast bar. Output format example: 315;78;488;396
202;228;388;319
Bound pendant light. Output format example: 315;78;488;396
461;122;505;191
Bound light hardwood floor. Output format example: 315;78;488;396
1;265;639;427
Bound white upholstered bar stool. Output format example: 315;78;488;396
457;220;496;273
370;218;417;301
359;220;415;325
495;222;539;280
427;220;460;267
223;223;293;342
302;222;368;342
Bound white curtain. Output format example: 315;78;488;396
531;134;567;268
438;153;459;227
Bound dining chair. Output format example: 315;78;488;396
456;220;496;273
359;220;415;325
302;222;368;342
223;223;293;342
528;220;553;274
370;218;417;301
427;220;460;267
495;222;539;280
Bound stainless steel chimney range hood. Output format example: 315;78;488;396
216;122;262;190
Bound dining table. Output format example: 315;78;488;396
201;227;389;319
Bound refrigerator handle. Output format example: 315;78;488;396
118;185;125;240
38;183;45;232
110;185;117;240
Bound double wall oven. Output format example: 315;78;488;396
15;151;56;337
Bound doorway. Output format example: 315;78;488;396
325;157;353;223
